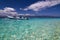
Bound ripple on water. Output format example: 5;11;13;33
0;18;60;40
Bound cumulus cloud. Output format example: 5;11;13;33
22;0;60;11
4;7;15;12
0;7;18;17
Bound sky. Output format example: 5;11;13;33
0;0;60;17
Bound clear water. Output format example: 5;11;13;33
0;18;60;40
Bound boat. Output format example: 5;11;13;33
7;16;14;19
7;16;29;20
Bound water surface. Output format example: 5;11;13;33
0;18;60;40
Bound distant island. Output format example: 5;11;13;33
0;13;60;20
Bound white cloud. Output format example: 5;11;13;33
0;7;18;17
23;0;60;11
4;7;15;12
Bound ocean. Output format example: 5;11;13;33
0;18;60;40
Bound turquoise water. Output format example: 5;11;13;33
0;18;60;40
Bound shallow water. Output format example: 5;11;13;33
0;18;60;40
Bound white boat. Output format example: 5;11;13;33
7;16;14;19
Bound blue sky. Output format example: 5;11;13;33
0;0;60;16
